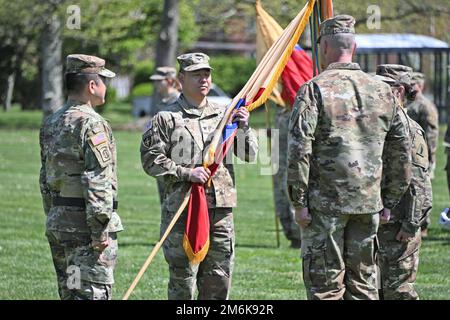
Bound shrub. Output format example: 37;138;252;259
133;60;155;86
209;55;256;97
131;82;153;97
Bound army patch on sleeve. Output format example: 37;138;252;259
98;145;111;162
90;132;108;146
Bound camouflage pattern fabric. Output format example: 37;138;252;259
46;230;118;299
39;99;123;299
141;94;258;212
301;210;380;300
287;62;411;213
273;108;301;242
140;94;258;299
446;148;450;195
378;116;431;300
444;116;450;196
287;62;412;300
378;224;421;300
385;115;432;234
151;90;181;204
407;94;438;230
161;208;234;300
407;93;438;180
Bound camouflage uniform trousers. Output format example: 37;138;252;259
273;108;301;242
420;187;433;232
301;210;380;300
446;148;450;197
161;207;235;300
156;177;165;206
46;230;118;300
377;222;421;300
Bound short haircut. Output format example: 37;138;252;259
322;33;356;51
65;73;102;94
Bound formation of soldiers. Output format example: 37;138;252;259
39;14;441;300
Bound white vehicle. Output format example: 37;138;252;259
132;83;232;117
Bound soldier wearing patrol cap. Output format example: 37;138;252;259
287;15;412;300
406;72;438;237
375;64;432;300
39;54;123;300
149;66;181;117
149;66;181;206
140;52;258;300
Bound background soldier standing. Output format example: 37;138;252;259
287;15;412;300
149;66;181;118
273;106;302;248
149;66;181;205
140;52;258;300
375;64;432;300
39;54;123;300
406;72;438;237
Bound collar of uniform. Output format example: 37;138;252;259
177;94;220;118
65;98;92;110
326;62;361;71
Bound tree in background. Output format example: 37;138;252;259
41;1;64;120
0;0;199;112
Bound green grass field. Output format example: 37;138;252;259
0;106;449;300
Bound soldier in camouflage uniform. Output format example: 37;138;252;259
375;64;432;300
39;54;123;300
273;106;302;248
287;16;412;300
445;116;450;197
149;66;181;117
140;52;258;300
149;67;181;205
406;72;438;237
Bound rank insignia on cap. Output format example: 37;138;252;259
90;132;107;146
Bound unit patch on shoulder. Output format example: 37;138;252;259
90;132;108;146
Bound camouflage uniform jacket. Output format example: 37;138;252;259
406;93;438;174
140;94;258;212
287;62;411;214
39;99;123;239
389;111;432;234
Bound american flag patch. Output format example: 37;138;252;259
90;132;107;146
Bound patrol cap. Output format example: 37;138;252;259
65;54;116;78
317;14;356;43
376;64;412;87
373;74;397;85
150;66;177;81
177;52;213;72
411;72;425;85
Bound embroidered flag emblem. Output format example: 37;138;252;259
91;132;107;146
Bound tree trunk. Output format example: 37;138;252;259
155;0;180;68
41;13;63;120
4;72;16;112
152;0;180;115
